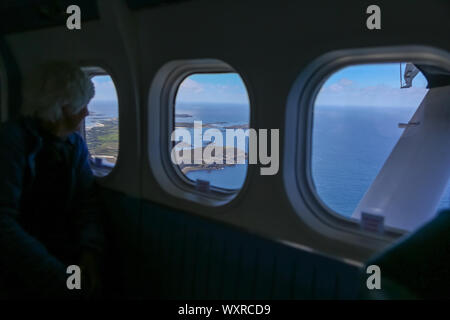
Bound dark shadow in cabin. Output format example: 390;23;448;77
0;62;105;299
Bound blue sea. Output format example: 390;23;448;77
87;101;450;216
313;105;450;217
175;102;250;190
86;100;119;129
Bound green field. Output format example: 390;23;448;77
86;119;119;160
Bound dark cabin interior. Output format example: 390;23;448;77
0;0;449;300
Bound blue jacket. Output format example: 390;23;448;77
0;116;104;298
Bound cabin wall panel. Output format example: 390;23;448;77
235;240;258;299
137;0;378;263
206;232;226;299
137;194;361;299
99;187;142;298
164;218;187;298
193;231;211;299
271;246;297;300
139;199;167;298
137;0;450;263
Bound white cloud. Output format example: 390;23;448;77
179;78;204;93
316;79;428;108
91;76;250;105
176;80;249;104
339;78;353;86
328;78;354;92
92;79;118;101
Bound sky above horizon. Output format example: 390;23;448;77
91;63;429;108
176;73;250;105
316;63;428;108
91;75;118;101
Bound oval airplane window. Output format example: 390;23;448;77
173;73;250;191
84;74;119;177
311;62;450;231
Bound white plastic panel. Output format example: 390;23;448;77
352;86;450;230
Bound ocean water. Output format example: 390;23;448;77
86;100;118;129
87;100;450;214
184;165;248;190
175;102;250;190
175;102;250;127
312;105;450;217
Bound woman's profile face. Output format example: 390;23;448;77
62;105;90;133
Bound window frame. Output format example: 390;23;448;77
284;45;450;250
148;59;253;206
